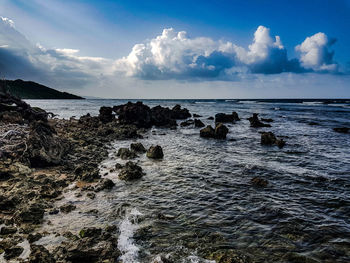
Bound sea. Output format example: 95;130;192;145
25;99;350;263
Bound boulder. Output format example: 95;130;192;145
180;119;194;127
151;105;177;128
118;161;144;181
0;226;17;235
94;178;115;192
29;245;55;263
207;116;214;120
194;119;205;128
114;101;152;128
130;142;146;153
248;113;271;128
60;203;76;214
98;106;114;123
79;227;102;238
171;104;191;119
193;114;202;118
4;246;24;260
215;112;240;123
261;132;286;148
215;123;229;139
117;147;137;159
13;203;44;224
200;125;215;138
146;145;164;159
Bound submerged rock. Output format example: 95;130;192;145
117;147;137;159
146;145;164;159
333;127;349;133
251;176;269;187
130;142;146;153
118;161;144;181
180;119;194;127
261;118;274;122
206;249;251;263
248;113;271;128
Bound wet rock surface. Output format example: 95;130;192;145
248;113;272;128
118;161;144;180
146;145;164;159
261;132;286;148
215;112;240;123
200;123;229;139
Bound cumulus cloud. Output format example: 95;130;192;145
115;26;312;79
295;32;338;72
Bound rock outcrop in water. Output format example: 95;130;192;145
200;123;229;139
333;127;349;133
117;147;137;159
215;112;240;123
248;113;271;128
147;145;164;159
261;132;286;148
118;161;144;180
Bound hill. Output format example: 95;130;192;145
1;79;84;99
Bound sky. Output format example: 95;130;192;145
0;0;349;98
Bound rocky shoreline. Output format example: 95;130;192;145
1;93;349;262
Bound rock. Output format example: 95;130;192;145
60;203;76;214
206;249;251;263
200;125;216;138
105;225;117;233
333;127;349;133
0;111;24;124
261;118;274;122
94;178;115;192
146;145;164;159
248;113;271;128
79;227;102;238
98;106;114;123
215;123;229;139
207;116;214;120
29;244;55;263
0;226;17;235
74;165;101;182
28;233;43;243
117;147;137;159
118;161;144;181
86;192;96;199
171;104;191;119
14;203;45;224
114;101;153;128
215;112;240;123
251;176;269;187
130;142;146;153
193;114;202;118
261;132;286;148
180;119;194;127
151;105;177;128
194;119;205;128
4;246;24;260
115;163;123;169
308;122;319;126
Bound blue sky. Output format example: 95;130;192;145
0;0;349;98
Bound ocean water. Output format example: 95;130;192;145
27;99;350;262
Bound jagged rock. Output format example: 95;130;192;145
200;125;216;138
261;132;286;148
79;227;102;238
193;114;202;118
333;127;349;133
98;106;114;123
74;165;101;182
151;105;177;128
94;178;115;192
248;113;271;128
27;121;69;167
215;123;229;139
29;244;55;263
130;142;146;153
4;246;24;260
251;177;269;187
194;119;205;128
114;101;153;128
117;147;137;159
206;249;251;263
27;233;43;243
207;116;214;120
60;203;76;214
13;203;45;224
0;226;17;235
118;161;144;181
261;118;273;122
180;119;194;127
146;145;164;159
171;104;191;119
215;112;240;123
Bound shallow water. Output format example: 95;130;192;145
28;99;350;262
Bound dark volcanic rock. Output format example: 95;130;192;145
261;132;286;148
207;116;214;120
215;123;229;139
171;104;191;119
79;227;102;238
98;106;114;123
114;101;152;128
251;176;269;187
29;244;55;263
60;203;76;214
333;127;349;133
248;113;271;128
215;112;240;123
14;203;44;224
146;145;164;159
261;118;273;122
117;147;137;159
4;246;24;260
118;161;144;181
194;119;205;128
94;178;115;192
207;249;251;263
0;226;17;235
151;105;177;128
130;142;146;153
200;125;215;138
180;119;194;127
193;114;202;118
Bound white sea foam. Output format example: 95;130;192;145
118;208;143;263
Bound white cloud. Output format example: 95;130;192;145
296;32;338;72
